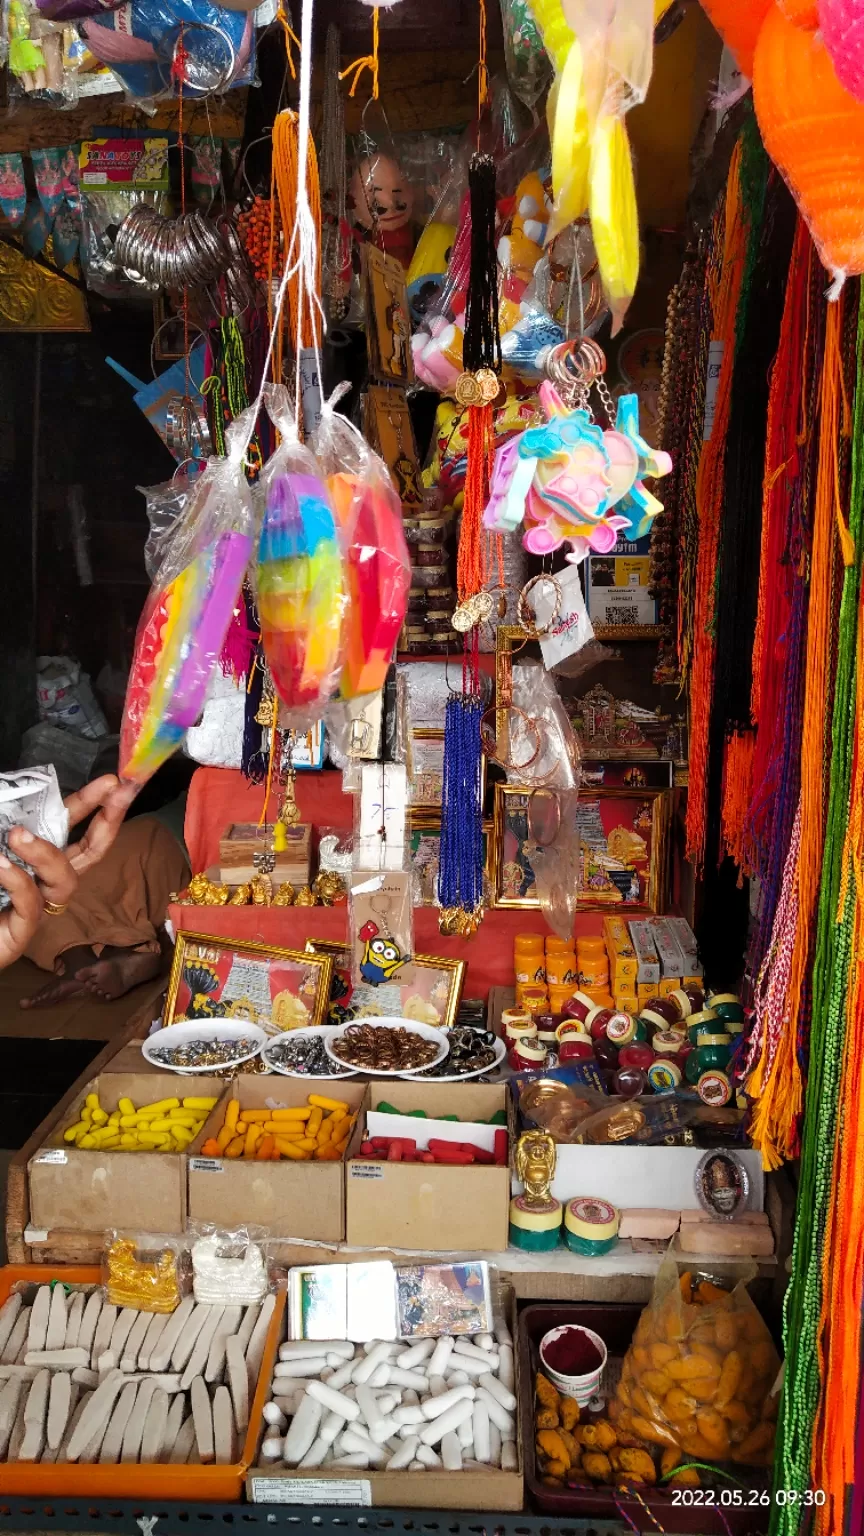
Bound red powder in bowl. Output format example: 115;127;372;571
542;1327;604;1376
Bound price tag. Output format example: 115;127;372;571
189;1158;223;1173
33;1149;66;1165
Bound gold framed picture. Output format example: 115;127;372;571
490;784;672;913
361;244;414;385
163;933;334;1033
306;939;466;1032
407;729;487;811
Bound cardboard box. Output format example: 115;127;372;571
0;1263;283;1499
188;1077;368;1243
665;916;703;981
345;1081;510;1252
603;916;638;990
512;1145;764;1213
27;1073;223;1236
650;918;687;980
247;1288;523;1510
628;919;660;987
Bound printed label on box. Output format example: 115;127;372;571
587;533;657;627
189;1158;223;1173
250;1477;372;1506
349;1163;384;1179
33;1149;66;1165
79;137;169;189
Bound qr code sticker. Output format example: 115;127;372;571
605;606;638;626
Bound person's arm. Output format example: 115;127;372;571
0;831;79;970
0;774;137;970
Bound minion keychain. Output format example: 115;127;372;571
357;914;411;985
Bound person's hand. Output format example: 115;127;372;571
0;774;137;971
63;775;138;875
0;832;79;970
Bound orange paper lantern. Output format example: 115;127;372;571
754;3;864;291
699;0;772;76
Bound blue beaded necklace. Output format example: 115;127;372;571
437;692;485;926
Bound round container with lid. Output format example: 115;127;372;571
588;1006;629;1041
563;1197;620;1257
547;982;579;1014
579;958;610;988
594;1037;619;1070
510;1038;548;1071
535;1014;560;1049
509;1195;562;1251
516;981;549;1015
547;935;575;956
613;1065;648;1098
684;1046;702;1085
647;1058;682;1093
696;1031;732;1072
514;934;546;984
562;991;598;1026
546;950;578;986
697;1069;732;1107
639;996;682;1031
687;1007;719;1045
576;935;606;959
670;985;705;1018
503;1015;538;1047
606;1013;647;1047
708;992;745;1026
653;1028;686;1056
559;1035;595;1063
618;1041;654;1071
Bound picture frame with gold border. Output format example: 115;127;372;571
490;783;672;913
163;932;334;1033
306;939;466;1032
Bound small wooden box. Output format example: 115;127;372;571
218;822;311;886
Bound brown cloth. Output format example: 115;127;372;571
26;815;189;973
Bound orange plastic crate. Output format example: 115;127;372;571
0;1263;285;1499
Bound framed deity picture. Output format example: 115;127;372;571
490;784;672;913
306;939;465;1032
163;934;334;1034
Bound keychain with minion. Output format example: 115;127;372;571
357;919;411;986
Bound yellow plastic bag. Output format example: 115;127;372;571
614;1254;780;1470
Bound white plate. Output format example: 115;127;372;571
142;1020;268;1074
323;1015;450;1077
261;1026;361;1079
405;1035;508;1082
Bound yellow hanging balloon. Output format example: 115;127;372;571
589;114;639;332
531;0;574;73
546;35;591;239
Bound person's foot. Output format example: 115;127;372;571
77;946;164;1001
20;945;96;1009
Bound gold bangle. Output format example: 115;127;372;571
43;900;68;917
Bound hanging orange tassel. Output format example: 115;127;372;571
457;402;493;602
685;141;748;869
720;728;756;877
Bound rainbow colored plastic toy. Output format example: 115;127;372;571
120;528;252;783
484;382;671;561
257;470;345;714
328;471;411;699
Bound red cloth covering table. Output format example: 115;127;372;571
171;767;602;1001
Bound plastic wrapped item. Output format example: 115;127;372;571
508;660;582;788
614;1256;781;1468
104;1232;187;1313
313;394;410;703
140;470;197;582
36;654;108;738
81;0;254;106
5;0;69;100
500;0;552;108
350;869;414;989
529;786;582;940
190;1226;269;1306
119;407;257;786
254;386;346;723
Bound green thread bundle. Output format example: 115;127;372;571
771;281;864;1534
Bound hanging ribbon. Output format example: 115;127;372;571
339;5;379;99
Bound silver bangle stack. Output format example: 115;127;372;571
115;204;231;289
